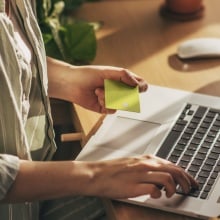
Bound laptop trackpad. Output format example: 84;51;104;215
97;116;161;155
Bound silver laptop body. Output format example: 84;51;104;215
76;85;220;219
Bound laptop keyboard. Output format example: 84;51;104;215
156;103;220;199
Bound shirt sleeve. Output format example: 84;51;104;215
0;154;20;200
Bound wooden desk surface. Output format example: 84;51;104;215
73;0;220;219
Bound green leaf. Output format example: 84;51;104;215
42;33;53;44
61;22;97;64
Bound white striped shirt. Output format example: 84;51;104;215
0;0;56;219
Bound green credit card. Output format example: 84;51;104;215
104;79;140;112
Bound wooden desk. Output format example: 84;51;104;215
72;0;220;219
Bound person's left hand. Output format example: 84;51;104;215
48;60;148;113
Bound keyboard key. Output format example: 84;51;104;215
156;130;181;159
198;147;209;154
194;106;207;118
202;141;212;148
173;124;185;132
188;170;197;177
178;138;189;145
194;133;204;140
195;153;206;160
197;127;207;134
200;192;208;199
203;117;214;123
208;110;219;117
214;142;220;148
189;189;200;197
201;164;213;172
171;149;182;157
184;149;195;156
168;155;179;163
185;128;195;134
181;155;191;162
213;121;220;127
210;172;218;179
208;153;219;160
187;110;194;115
196;176;206;184
210;126;219;132
175;144;185;151
198;171;209;178
191;138;201;145
178;160;188;169
182;133;192;140
187;144;198;151
192;158;203;166
191;118;202;124
214;165;220;172
205;158;216;166
205;137;215;143
211;147;220;154
188;164;200;172
188;122;198;129
207;178;215;185
200;122;211;129
204;185;212;192
207;131;218;138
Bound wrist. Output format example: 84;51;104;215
72;161;106;197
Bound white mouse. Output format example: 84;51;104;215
177;37;220;59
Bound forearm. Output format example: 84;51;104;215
3;160;94;203
47;57;91;104
47;57;77;100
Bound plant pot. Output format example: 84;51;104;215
165;0;203;14
160;0;204;21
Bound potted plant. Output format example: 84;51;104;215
36;0;98;65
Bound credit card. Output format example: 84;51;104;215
104;79;140;112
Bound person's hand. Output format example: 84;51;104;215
65;65;147;113
48;59;148;113
77;154;199;199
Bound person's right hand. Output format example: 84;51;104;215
77;154;198;199
4;154;198;203
47;58;148;114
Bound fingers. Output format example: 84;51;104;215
138;155;199;197
166;166;192;194
142;169;198;198
95;88;116;114
157;162;199;194
143;171;177;198
132;75;148;93
104;67;148;93
119;69;148;93
144;155;198;188
135;184;162;199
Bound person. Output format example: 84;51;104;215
0;0;198;219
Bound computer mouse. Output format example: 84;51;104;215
177;37;220;59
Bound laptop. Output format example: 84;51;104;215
76;84;220;219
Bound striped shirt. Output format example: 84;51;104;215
0;0;57;219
